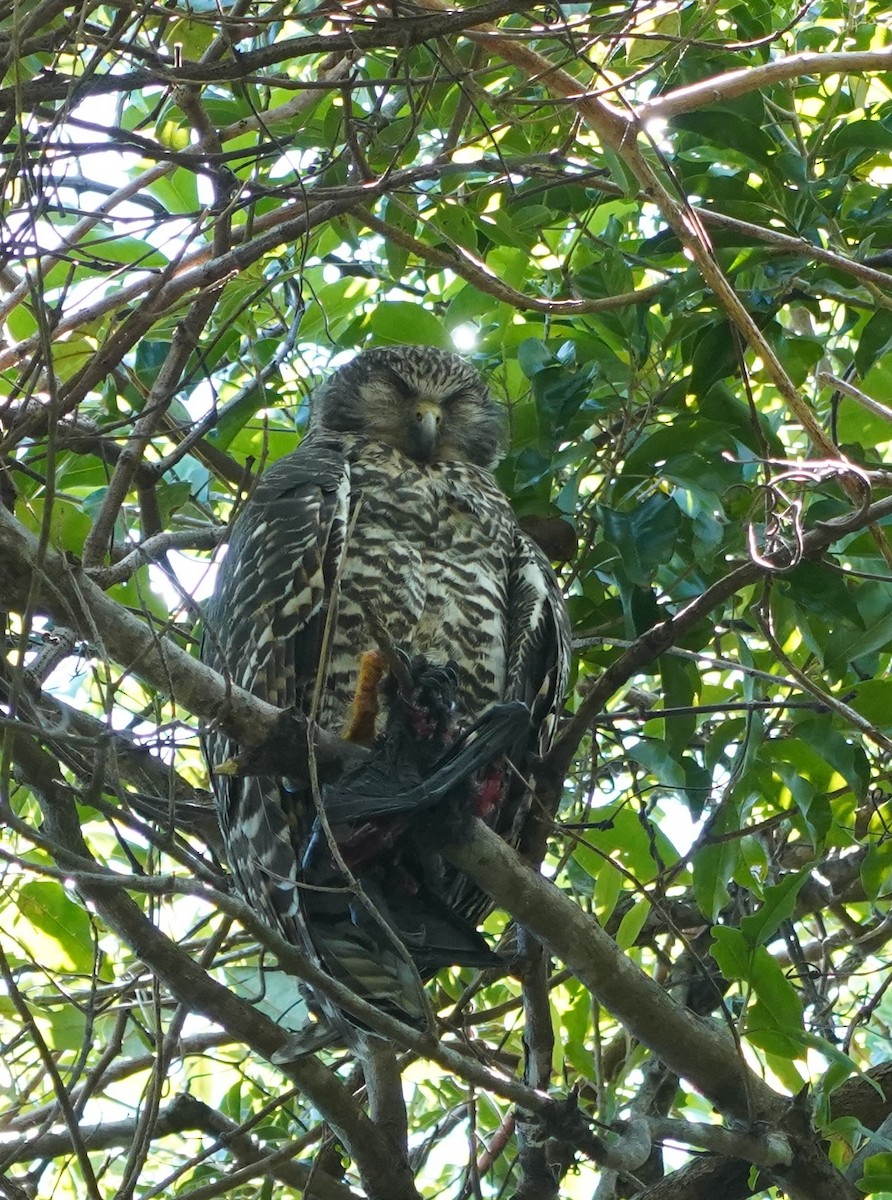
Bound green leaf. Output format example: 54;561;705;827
849;680;892;733
5;301;38;342
745;948;803;1036
694;803;742;922
382;194;417;280
298;276;378;346
15;882;95;974
861;841;892;902
616;898;650;951
156;480;193;525
659;653;698;756
531;365;593;427
687;319;740;394
712;928;804;1051
369;302;452;348
782;561;864;630
739;869;809;948
73;234;167;269
163;16;216;57
626;8;680;62
826;603;892;676
827;118;892;154
431;201;478;252
626;739;686;789
761;1048;806;1094
592;859;623;924
673;106;777;168
710;925;750;981
598;495;681;586
794;718;869;800
681;754;713;822
517;338;555;378
854;309;892;376
21;497;93;554
838;356;892;446
572;807;679;885
858;1152;892;1195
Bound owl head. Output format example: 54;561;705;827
308;344;506;468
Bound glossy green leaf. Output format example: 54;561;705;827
369;302;452;348
739;869;809;948
15;882;95;974
616;897;651;951
598;495;681;586
694;804;742;922
858;1152;892;1195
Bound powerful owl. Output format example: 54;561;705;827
201;344;570;1035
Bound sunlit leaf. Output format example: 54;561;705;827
14;882;95;974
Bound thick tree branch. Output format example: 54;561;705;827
448;821;776;1123
639;49;892;121
631;1060;892;1200
447;821;859;1200
0;1094;354;1200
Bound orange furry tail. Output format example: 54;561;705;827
342;649;387;745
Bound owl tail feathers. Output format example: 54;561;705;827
377;883;500;976
309;910;429;1026
298;872;499;1042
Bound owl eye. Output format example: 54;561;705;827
443;386;475;407
382;366;415;401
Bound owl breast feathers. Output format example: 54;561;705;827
201;344;570;1037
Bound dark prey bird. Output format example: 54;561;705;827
298;653;532;1033
201;344;570;1032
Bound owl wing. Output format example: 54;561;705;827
484;526;571;871
202;437;349;733
200;437;351;926
505;528;571;757
201;439;436;1031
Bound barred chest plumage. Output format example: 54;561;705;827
321;438;517;732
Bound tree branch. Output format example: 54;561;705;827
359;204;664;315
0;1;554;109
8;728;420;1200
447;821;859;1200
0;1094;354;1200
448;821;776;1124
0;501;361;776
639;49;892;121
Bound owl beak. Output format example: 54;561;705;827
408;401;442;462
